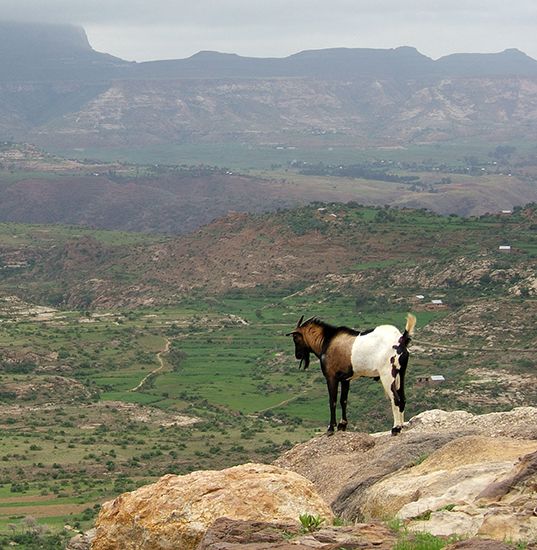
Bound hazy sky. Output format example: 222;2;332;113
2;0;537;61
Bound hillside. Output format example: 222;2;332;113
1;142;537;232
14;73;537;150
1;22;537;149
2;203;533;307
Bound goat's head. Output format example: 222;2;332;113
286;315;311;370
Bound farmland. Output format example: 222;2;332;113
0;294;438;540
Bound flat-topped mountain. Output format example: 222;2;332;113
134;46;437;80
1;22;537;148
2;22;537;82
137;45;537;80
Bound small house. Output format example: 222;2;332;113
416;375;446;386
498;245;511;253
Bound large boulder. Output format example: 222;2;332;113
92;463;333;550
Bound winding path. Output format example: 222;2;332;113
130;338;171;392
256;373;321;414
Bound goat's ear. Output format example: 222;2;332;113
296;315;304;328
285;330;299;337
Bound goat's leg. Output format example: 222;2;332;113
326;377;339;435
337;379;350;431
397;351;409;427
380;371;403;436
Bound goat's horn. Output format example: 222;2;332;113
296;315;304;328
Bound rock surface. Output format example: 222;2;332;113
92;463;333;550
198;517;397;549
275;407;537;542
362;435;537;520
275;426;460;520
65;528;95;550
406;407;537;439
403;449;537;541
444;540;517;550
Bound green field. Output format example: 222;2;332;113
50;138;537;171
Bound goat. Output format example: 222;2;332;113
287;313;416;435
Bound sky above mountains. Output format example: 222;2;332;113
2;0;537;62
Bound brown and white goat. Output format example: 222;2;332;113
287;314;416;435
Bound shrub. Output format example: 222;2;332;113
298;513;324;533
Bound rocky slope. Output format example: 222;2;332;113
276;408;537;541
20;75;537;149
75;408;537;549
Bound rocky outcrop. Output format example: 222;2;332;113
275;408;537;542
92;463;333;550
413;448;537;542
274;425;461;519
362;435;537;520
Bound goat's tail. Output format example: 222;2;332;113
396;313;416;350
405;313;416;337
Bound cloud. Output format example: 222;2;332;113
2;0;535;26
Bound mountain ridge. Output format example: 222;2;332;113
2;21;537;82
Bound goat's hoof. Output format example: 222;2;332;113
337;422;348;431
391;426;402;436
326;427;335;436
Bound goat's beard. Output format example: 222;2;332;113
299;351;310;370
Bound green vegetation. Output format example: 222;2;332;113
51;138;537;172
388;518;463;550
393;530;458;550
298;513;325;533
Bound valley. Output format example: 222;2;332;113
1;141;537;236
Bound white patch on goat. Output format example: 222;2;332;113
348;325;402;379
